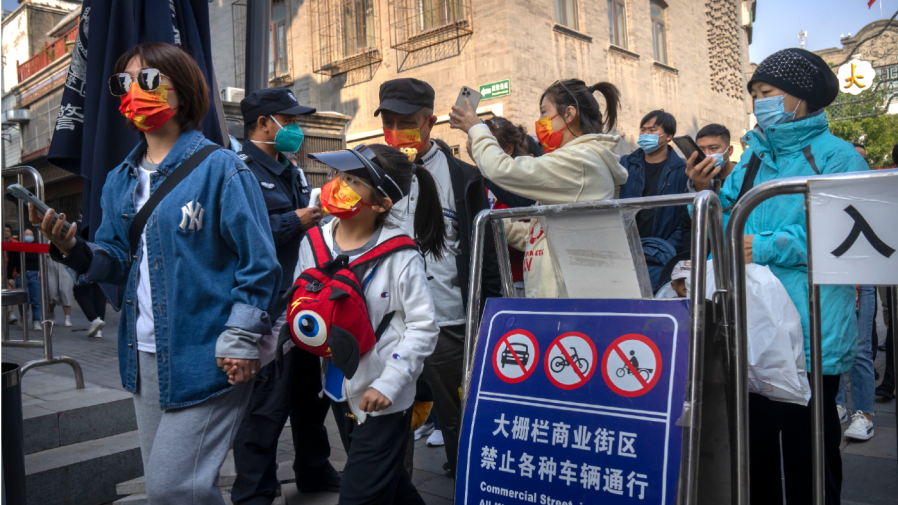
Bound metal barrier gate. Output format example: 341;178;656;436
2;166;84;388
727;168;898;505
462;190;730;505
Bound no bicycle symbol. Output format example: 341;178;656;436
544;332;598;390
602;333;663;397
493;330;540;383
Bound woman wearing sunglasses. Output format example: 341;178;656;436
449;79;628;298
30;43;280;504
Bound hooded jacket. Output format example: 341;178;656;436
719;110;868;375
469;125;628;298
273;220;439;423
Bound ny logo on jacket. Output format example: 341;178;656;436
180;201;204;231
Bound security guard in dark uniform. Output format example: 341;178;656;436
231;88;340;504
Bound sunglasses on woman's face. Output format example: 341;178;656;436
108;68;172;96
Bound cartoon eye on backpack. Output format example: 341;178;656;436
276;226;418;379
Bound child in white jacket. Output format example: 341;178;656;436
450;80;629;298
274;144;445;504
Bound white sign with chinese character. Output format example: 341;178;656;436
808;170;898;285
837;59;875;95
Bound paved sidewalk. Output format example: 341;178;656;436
3;303;895;504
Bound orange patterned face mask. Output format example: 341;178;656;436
118;83;176;132
534;114;566;153
383;124;426;151
320;177;374;220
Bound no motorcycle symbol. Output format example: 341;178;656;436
601;333;663;398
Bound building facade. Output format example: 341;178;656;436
814;18;898;114
209;0;756;161
2;0;82;232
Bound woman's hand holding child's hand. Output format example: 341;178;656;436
217;358;261;385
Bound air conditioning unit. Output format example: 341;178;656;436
221;87;245;103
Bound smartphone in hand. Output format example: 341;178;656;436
672;136;706;165
451;86;482;125
6;184;71;234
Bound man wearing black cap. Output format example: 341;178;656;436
686;48;868;505
231;87;340;504
376;78;501;476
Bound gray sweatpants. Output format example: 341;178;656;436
132;351;254;504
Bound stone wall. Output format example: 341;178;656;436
208;0;752;163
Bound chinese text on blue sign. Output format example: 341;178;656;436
457;298;690;505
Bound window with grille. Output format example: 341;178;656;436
312;0;382;76
607;0;628;48
651;1;668;64
389;0;473;53
232;1;292;86
270;0;289;79
233;1;246;87
554;0;578;30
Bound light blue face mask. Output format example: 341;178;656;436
754;95;802;130
23;235;34;243
638;133;664;153
709;151;729;168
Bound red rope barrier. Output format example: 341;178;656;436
1;242;50;254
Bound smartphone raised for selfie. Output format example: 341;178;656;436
672;136;708;164
6;184;72;234
454;86;482;115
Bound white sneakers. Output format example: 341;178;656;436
32;321;42;331
87;318;105;338
64;315;72;327
427;429;444;447
414;422;435;441
844;411;874;441
837;405;849;424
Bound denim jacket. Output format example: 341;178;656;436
56;130;281;409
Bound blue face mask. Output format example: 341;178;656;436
23;235;34;243
709;152;727;168
754;95;801;130
638;133;664;153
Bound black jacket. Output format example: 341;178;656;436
238;141;311;297
433;139;502;312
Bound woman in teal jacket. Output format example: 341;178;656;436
689;48;867;505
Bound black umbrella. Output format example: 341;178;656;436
48;0;227;242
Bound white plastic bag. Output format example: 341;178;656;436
705;263;811;406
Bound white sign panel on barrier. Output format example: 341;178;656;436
808;171;898;285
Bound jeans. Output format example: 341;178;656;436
15;271;41;321
837;286;875;414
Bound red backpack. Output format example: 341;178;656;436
276;226;419;379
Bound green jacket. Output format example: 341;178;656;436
721;110;868;375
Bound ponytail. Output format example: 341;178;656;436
540;79;621;134
364;144;447;259
411;165;447;259
588;82;620;133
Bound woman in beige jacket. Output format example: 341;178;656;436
449;79;628;298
